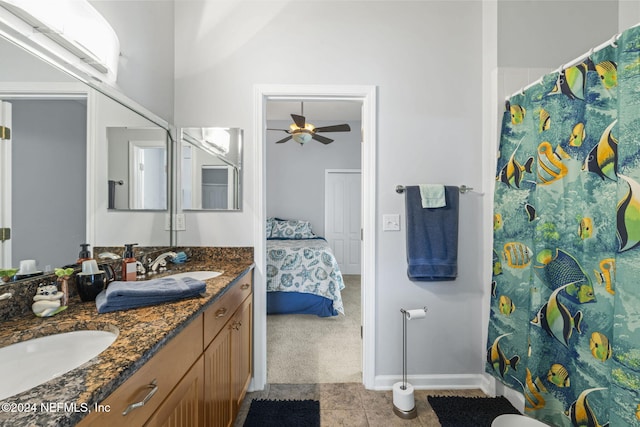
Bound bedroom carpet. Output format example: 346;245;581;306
267;274;362;384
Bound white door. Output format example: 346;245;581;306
0;101;11;268
128;140;167;210
325;169;361;274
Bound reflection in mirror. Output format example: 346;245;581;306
0;33;88;274
107;127;168;211
181;127;242;210
0;32;172;278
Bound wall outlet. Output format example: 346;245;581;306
175;213;186;231
383;214;400;231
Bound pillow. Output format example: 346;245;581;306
266;217;275;238
270;219;316;239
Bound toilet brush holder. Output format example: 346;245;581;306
393;307;427;419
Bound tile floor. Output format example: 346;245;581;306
234;383;488;426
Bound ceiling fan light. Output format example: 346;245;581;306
292;133;312;145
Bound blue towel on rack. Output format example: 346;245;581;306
405;185;459;281
95;276;206;313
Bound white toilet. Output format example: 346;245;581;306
492;414;550;426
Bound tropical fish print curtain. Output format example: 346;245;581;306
487;25;640;427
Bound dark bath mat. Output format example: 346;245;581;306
243;399;320;427
428;396;521;427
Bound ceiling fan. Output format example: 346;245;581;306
267;102;351;145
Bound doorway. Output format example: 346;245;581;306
252;85;377;390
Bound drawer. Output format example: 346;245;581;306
79;315;203;427
203;271;252;346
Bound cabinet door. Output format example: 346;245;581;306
78;316;203;427
231;295;252;417
204;324;233;427
144;356;204;427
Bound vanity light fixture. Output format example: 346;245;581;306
0;0;120;78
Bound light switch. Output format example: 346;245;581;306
175;214;186;231
383;214;400;231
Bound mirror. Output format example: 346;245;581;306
180;127;242;210
0;34;171;276
107;126;168;210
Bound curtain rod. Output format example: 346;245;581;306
506;22;640;101
395;185;481;195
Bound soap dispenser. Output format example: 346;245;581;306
122;243;138;281
77;243;92;264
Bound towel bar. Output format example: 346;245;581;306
395;185;475;194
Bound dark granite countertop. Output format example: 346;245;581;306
0;247;254;427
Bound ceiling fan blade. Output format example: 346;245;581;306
274;135;293;144
312;134;333;144
267;128;290;133
291;114;306;128
314;124;351;133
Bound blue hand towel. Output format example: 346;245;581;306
95;276;206;313
405;185;459;281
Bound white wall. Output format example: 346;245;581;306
89;0;175;122
266;119;361;237
174;0;485;383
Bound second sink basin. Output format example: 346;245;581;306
163;271;222;281
0;329;118;400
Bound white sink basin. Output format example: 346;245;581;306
164;271;222;281
0;329;118;400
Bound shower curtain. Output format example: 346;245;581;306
487;24;640;426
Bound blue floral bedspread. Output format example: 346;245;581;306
266;238;345;315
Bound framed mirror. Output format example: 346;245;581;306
0;34;172;277
180;127;242;211
107;126;168;211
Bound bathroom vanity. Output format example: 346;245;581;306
0;247;254;427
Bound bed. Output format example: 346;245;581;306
266;218;345;317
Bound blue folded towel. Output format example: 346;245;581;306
405;185;459;281
95;276;206;313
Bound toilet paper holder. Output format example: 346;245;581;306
393;307;428;419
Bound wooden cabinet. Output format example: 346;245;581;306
144;356;204;427
79;315;203;427
78;269;253;427
203;271;253;427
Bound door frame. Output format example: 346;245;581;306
324;169;361;275
252;84;377;390
0;100;11;267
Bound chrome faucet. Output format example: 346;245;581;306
149;252;177;273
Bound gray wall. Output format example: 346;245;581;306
90;0;175;122
174;0;485;379
266;119;362;237
12;99;87;269
498;1;619;68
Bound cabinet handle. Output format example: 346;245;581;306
215;307;228;318
240;283;250;290
122;380;158;416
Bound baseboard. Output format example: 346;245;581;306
373;374;490;391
